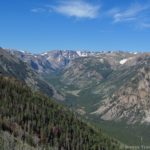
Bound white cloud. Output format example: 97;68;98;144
140;23;150;28
51;0;100;19
108;3;150;23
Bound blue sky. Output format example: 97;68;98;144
0;0;150;53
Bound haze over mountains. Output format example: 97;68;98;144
1;47;150;146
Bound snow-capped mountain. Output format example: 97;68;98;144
9;49;138;74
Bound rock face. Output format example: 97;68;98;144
92;54;150;124
3;47;150;124
11;50;127;73
61;56;112;88
0;48;64;99
11;50;88;73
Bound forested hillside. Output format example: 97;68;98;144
0;76;122;150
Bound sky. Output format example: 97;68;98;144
0;0;150;53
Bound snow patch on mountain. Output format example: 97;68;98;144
76;51;88;57
120;58;128;65
41;52;47;56
20;50;25;53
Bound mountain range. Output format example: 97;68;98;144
8;48;150;124
1;47;150;146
